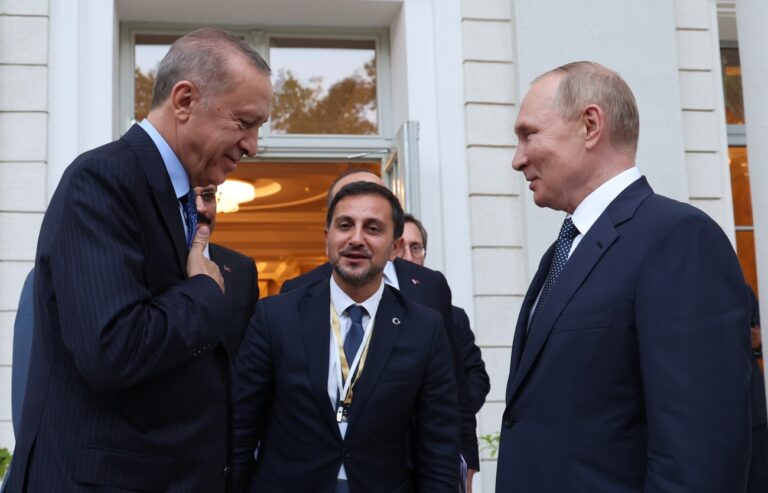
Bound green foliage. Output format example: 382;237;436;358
270;58;378;135
479;432;501;458
0;447;11;480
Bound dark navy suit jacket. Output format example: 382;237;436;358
11;269;34;438
281;258;479;469
233;282;460;492
497;178;752;492
210;243;259;356
452;306;489;415
7;125;232;492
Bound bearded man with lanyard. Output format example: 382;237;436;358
232;181;460;493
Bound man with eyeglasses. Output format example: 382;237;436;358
195;185;259;355
399;213;490;492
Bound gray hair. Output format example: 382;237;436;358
151;28;271;108
536;61;639;153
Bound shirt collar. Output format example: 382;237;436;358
330;275;385;327
570;167;642;236
139;119;190;200
383;260;399;290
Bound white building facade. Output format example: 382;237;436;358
1;0;765;490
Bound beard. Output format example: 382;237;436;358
331;247;386;287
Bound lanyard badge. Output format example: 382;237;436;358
330;301;375;423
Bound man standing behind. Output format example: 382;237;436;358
399;213;490;491
233;182;459;492
195;185;260;354
497;61;751;492
7;29;272;492
281;169;479;474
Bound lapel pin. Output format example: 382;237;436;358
411;278;421;285
392;317;401;325
223;265;231;272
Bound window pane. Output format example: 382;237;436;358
729;146;753;227
134;34;178;122
269;38;378;135
721;47;745;125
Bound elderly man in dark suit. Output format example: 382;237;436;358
497;61;751;492
195;185;259;355
233;182;459;492
281;169;479;478
6;28;272;492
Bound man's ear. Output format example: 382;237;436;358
390;237;405;261
170;80;197;123
582;104;604;150
324;228;330;257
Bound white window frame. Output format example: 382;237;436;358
119;23;394;161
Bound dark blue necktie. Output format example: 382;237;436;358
528;217;579;330
344;305;366;369
179;188;197;250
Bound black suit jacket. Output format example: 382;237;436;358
8;125;232;492
496;178;752;492
210;243;259;356
452;307;489;415
281;258;479;468
233;282;460;492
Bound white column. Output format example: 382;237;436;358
736;0;768;392
48;0;116;201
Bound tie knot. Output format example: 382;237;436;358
347;305;365;324
559;217;579;241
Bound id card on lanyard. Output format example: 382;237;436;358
330;301;375;423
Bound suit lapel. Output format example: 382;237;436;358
506;178;654;405
345;287;403;435
393;258;422;303
507;243;554;399
299;281;341;437
123;125;188;274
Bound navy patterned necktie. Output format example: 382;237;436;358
528;217;579;331
179;188;197;250
344;305;366;371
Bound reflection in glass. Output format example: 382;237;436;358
269;38;377;135
729;146;752;226
721;48;745;125
134;34;178;122
729;146;757;293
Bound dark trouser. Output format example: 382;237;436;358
748;424;768;493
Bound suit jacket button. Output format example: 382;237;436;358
503;415;515;428
222;465;230;479
342;448;350;458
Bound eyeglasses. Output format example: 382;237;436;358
196;190;222;204
408;244;426;258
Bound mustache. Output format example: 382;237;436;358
196;214;213;226
339;246;372;258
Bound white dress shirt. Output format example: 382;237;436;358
568;167;642;257
328;276;385;479
530;167;642;320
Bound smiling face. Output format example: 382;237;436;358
325;193;399;299
512;74;588;213
177;54;273;187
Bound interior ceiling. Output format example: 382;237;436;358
215;161;380;285
116;0;402;27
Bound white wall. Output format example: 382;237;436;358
0;0;50;452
